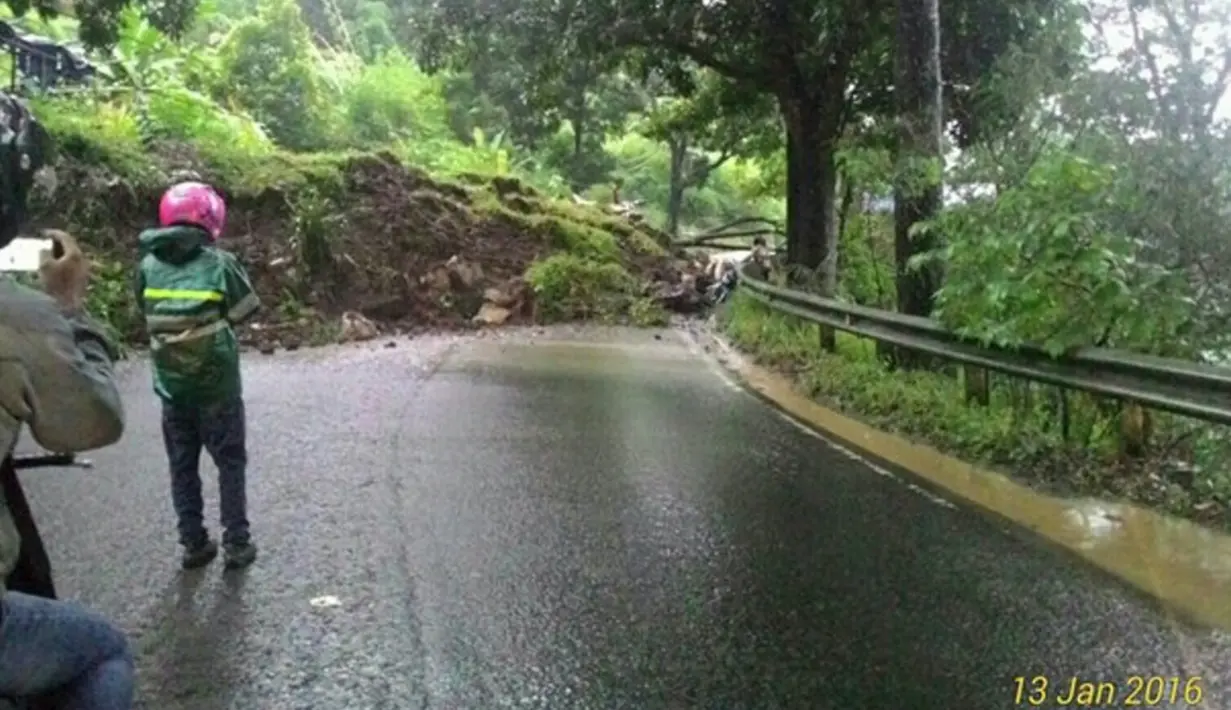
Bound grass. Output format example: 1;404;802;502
35;94;676;349
463;172;671;324
720;292;1231;531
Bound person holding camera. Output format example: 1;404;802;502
0;94;134;708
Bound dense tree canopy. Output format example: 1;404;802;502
6;0;1231;520
418;0;1074;303
4;0;1228;361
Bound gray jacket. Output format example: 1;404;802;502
0;277;124;578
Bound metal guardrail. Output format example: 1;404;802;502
737;263;1231;427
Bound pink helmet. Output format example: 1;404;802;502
159;181;226;240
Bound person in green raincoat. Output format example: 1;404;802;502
134;181;261;571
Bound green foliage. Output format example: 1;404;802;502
29;96;159;185
721;293;1231;528
19;0;777;236
287;186;338;279
344;52;451;146
921;0;1231;362
923;152;1194;356
837;214;894;309
524;253;635;322
541;215;620;261
722;294;1051;460
537;123;618;188
300;0;398;61
628;297;670;327
85;257;140;349
418;0;1068;270
401;126;513;177
215;0;330;150
604;131;781;233
107;6;273;156
638;71;780;160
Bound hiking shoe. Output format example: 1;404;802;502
182;539;218;570
223;541;257;570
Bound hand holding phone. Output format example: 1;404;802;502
37;230;90;311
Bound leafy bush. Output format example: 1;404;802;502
30;97;157;184
721;292;1231;528
148;88;273;156
925;151;1195;357
100;6;274;160
837;213;894;309
86;258;141;348
344;52;451;147
721;294;1040;461
525;253;636;322
628;297;670;327
215;0;332;150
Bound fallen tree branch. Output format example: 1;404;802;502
699;216;784;234
673;229;782;247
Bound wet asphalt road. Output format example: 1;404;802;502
19;326;1231;709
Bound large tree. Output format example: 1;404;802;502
893;0;944;318
637;70;779;236
422;0;1070;298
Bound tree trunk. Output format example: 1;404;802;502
568;112;586;188
836;168;856;267
893;0;944;319
571;113;584;159
665;134;688;237
566;65;591;190
780;94;840;295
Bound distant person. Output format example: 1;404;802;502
749;236;772;267
705;237;772;280
707;236;773;302
135;182;261;570
0;94;134;709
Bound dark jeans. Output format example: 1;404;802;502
0;592;134;709
161;396;250;548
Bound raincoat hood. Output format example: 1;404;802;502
138;225;209;266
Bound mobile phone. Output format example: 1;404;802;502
0;237;53;272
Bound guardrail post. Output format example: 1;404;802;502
1119;403;1152;457
1059;390;1071;442
819;324;836;352
963;365;989;406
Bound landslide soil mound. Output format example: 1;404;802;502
34;147;678;350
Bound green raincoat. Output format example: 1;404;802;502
135;226;260;405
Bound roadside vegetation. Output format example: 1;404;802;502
711;0;1231;529
7;0;1231;526
6;0;782;346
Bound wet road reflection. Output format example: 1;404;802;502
22;327;1231;708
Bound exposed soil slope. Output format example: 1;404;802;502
31;141;684;350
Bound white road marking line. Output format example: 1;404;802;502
675;329;743;392
774;410;956;509
680;326;956;510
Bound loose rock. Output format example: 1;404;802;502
339;311;379;342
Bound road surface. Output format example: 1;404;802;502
20;326;1231;709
